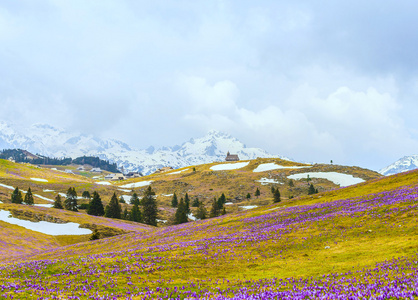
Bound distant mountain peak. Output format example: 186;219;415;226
380;155;418;176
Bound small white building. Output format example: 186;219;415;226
90;168;102;173
111;173;126;181
105;173;115;180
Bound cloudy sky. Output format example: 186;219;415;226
1;0;418;171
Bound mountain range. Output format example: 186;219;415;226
0;122;285;174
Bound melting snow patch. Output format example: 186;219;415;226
240;205;258;211
43;189;55;192
120;180;153;188
30;178;48;182
210;162;250;171
95;181;112;185
188;213;196;221
166;169;189;175
161;194;174;197
34;204;53;208
0;210;92;235
255;178;281;185
253;163;311;172
287;172;365;187
0;183;14;190
225;202;234;205
118;189;131;193
34;194;54;202
157;219;167;223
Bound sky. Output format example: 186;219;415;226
1;0;418;171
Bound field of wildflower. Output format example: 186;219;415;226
1;167;418;299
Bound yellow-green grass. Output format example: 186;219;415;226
1;169;416;298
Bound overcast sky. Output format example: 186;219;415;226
1;0;418;171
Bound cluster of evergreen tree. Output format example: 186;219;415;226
0;149;119;172
11;187;34;205
209;193;227;218
65;187;78;211
308;184;319;195
173;193;207;224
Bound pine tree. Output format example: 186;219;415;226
105;193;122;219
130;203;142;222
209;197;219;218
65;187;78;211
195;201;207;220
192;197;200;207
82;191;91;199
11;187;23;204
255;188;261;198
308;184;316;195
217;193;226;210
221;206;226;215
53;194;63;209
142;186;158;226
174;198;188;224
271;186;276;194
130;193;140;205
184;193;190;214
119;196;126;203
24;187;34;205
87;191;105;216
273;189;281;203
246;193;251;199
171;193;178;208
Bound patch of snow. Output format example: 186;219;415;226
120;195;132;201
51;168;57;171
92;176;102;179
95;181;112;185
166;169;189;175
43;189;55;192
156;219;167;223
34;194;54;202
30;178;48;182
225;202;234;205
210;162;250;171
188;213;196;221
253;163;311;173
240;205;258;210
59;193;66;197
0;183;14;190
0;210;92;235
161;194;173;197
287;172;365;187
255;178;282;185
120;180;153;188
118;189;131;193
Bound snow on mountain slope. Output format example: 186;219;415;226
0;122;286;175
379;155;418;176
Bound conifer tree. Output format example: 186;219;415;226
209;197;219;218
24;187;34;205
11;187;23;204
65;187;78;211
87;191;105;216
221;206;226;215
171;193;178;208
53;194;63;209
271;186;276;194
195;201;207;220
119;196;126;203
246;193;251;199
184;193;190;214
174;198;188;224
308;184;316;195
142;186;158;226
105;193;122;219
255;188;261;198
192;197;200;207
273;189;281;203
130;193;140;205
82;191;91;199
130;203;142;222
217;193;226;210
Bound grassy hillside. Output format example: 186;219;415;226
0;164;416;299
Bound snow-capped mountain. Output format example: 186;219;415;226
0;122;286;174
379;155;418;176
